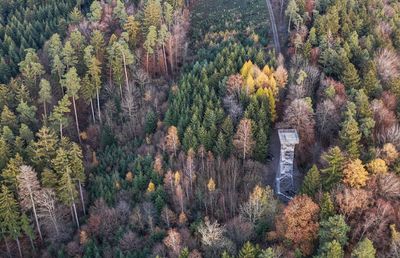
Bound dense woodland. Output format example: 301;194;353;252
0;0;400;257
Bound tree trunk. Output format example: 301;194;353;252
30;192;43;241
59;120;63;138
90;99;96;124
72;202;80;229
78;180;86;215
96;88;102;123
43;102;47;119
29;236;35;252
16;237;22;258
146;53;149;74
169;38;174;73
162;44;168;75
3;235;11;258
72;96;81;144
122;52;129;91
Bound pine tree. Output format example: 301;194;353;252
351;238;376;258
340;115;361;159
1;105;17;130
51;54;65;83
89;1;102;22
124;16;140;49
18;48;44;89
68;143;86;215
69;7;83;24
321;147;345;190
113;0;127;24
61;67;81;141
253;127;268;162
143;0;162;28
215;132;227;158
342;63;361;89
38;79;52;119
319;215;350;247
20;213;35;251
90;30;105;60
320;192;335;220
238;241;259;258
62;41;77;70
322;240;344;258
0;185;22;257
144;25;157;73
49;96;71;137
2;153;24;192
300;165;321;197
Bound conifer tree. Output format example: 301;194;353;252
2;153;24;192
321;146;345;190
38;79;52;119
1;105;17;130
351;238;376;258
342;63;361;89
322;240;344;258
62;41;77;70
20;213;35;251
61;67;81;141
49;96;71;137
18;48;44;89
301;165;321;197
319;215;350;247
144;25;157;73
238;242;259;258
320;192;335;220
0;185;22;257
90;30;105;60
89;1;102;22
339;115;361;159
68;143;86;215
124;16;140;49
113;0;127;24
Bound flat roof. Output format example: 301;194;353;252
278;129;299;144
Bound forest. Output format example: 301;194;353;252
0;0;400;257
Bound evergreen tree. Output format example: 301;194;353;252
61;67;81;141
18;48;44;90
89;1;102;22
300;165;321;197
319;215;350;247
2;154;24;192
144;25;157;73
62;41;77;70
351;238;376;258
321;147;345;190
38;79;52;119
238;241;259;258
0;185;22;257
342;63;361;89
49;95;71;137
20;213;35;251
124;16;140;49
339;115;361;159
320;192;335;220
321;240;344;258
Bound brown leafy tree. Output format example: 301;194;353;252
277;195;320;256
165;126;180;157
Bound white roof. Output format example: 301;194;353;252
278;129;299;145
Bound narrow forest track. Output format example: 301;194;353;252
266;0;281;54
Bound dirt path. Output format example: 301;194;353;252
266;0;281;54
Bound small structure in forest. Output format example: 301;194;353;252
276;129;299;200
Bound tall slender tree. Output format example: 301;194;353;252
61;67;81;141
17;165;42;240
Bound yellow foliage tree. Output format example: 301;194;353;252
367;158;388;174
274;65;288;88
382;143;398;165
256;72;269;88
244;75;255;95
266;88;277;122
174;171;181;185
147;181;155;192
262;65;273;76
240;60;253;78
125;171;134;182
207;178;216;192
343;159;369;189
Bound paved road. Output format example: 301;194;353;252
266;0;281;54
